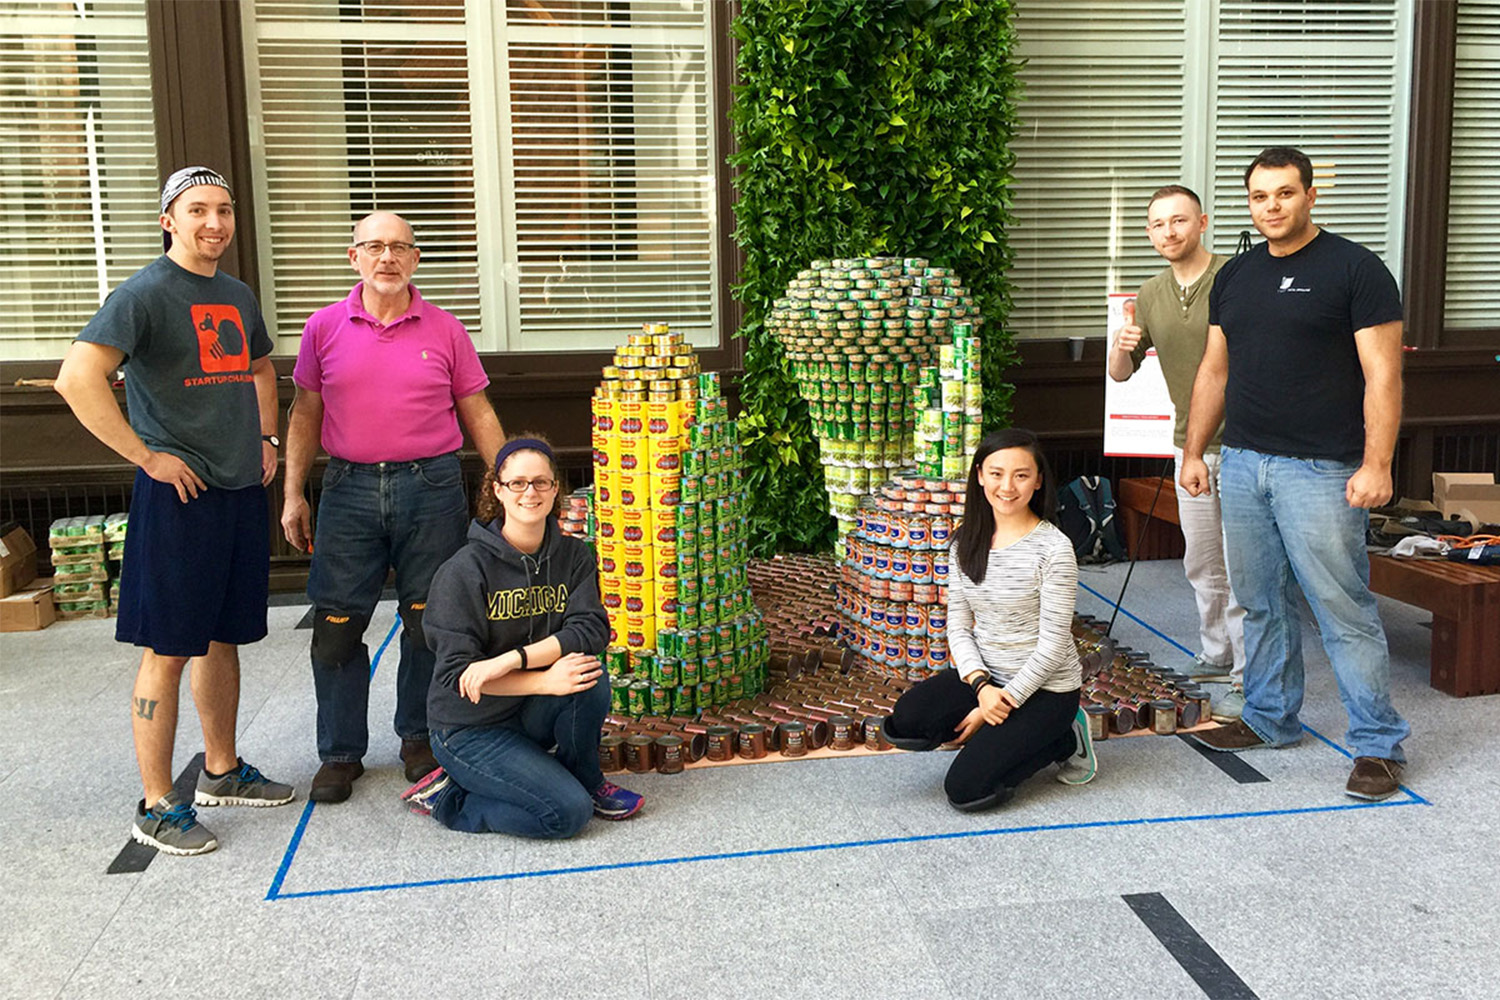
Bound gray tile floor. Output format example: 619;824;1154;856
1;558;1495;999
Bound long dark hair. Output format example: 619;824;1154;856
952;428;1056;585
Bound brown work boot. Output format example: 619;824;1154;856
401;738;439;783
1190;719;1270;752
310;761;364;803
1346;757;1403;801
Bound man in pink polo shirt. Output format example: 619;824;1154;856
282;211;505;804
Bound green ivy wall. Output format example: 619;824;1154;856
730;0;1023;555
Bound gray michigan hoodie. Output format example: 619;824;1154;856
425;516;609;730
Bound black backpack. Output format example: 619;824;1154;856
1058;476;1127;564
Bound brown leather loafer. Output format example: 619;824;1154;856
1191;719;1271;752
401;739;439;783
1346;756;1403;801
310;760;364;803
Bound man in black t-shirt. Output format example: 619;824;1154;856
1178;147;1410;802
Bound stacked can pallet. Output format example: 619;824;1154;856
835;474;968;680
914;321;984;481
48;514;124;620
597;650;915;774
764;256;983;531
1072;614;1212;738
591;323;769;705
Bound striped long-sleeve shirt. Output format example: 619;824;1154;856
946;520;1080;705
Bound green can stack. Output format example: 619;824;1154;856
765;258;985;534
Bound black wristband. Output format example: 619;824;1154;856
516;646;528;670
968;672;992;694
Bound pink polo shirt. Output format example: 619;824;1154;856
293;283;489;463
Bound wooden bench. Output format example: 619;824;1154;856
1368;555;1500;698
1116;476;1184;560
1116;478;1500;697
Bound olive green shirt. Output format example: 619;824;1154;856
1128;253;1227;451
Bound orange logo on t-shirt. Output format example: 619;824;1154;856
190;305;250;373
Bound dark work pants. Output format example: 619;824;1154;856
889;669;1079;806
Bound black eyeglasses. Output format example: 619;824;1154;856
352;240;416;258
501;477;557;494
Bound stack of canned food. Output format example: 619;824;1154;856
591;323;769;701
557;486;592;540
914;321;984;481
605;608;772;720
763;257;985;531
835;474;968;680
48;514;125;620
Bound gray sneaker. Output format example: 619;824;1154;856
1211;685;1245;722
133;791;218;856
195;758;296;807
1187;653;1233;684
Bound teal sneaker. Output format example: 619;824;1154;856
195;759;295;807
1211;685;1245;723
1055;707;1098;785
132;791;218;856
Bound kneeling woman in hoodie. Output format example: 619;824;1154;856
403;437;642;835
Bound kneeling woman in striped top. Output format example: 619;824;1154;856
882;428;1095;810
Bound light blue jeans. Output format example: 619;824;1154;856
1219;446;1410;761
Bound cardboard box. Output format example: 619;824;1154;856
0;580;55;631
1433;473;1500;526
0;525;39;597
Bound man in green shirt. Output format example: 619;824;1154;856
1108;184;1245;719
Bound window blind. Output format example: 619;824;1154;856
242;0;717;355
1008;0;1411;339
0;0;159;361
1443;0;1499;331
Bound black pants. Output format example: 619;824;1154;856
888;669;1079;807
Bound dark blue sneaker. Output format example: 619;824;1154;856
592;781;643;820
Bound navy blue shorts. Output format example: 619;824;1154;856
115;469;269;657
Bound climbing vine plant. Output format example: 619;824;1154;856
731;0;1023;555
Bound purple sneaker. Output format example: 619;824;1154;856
400;766;451;816
592;781;643;820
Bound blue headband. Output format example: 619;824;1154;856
494;438;554;475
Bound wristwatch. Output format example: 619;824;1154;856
262;433;280;447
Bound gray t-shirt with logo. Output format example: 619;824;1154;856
77;255;273;489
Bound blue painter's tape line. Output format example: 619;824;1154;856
1077;580;1196;657
266;800;317;901
1301;723;1429;805
369;618;400;680
268;797;1421;901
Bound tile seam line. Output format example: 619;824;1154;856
265;798;1420;901
265;616;398;899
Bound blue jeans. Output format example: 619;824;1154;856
427;677;609;838
1219;446;1410;761
307;452;468;763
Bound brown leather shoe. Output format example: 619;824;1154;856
1346;757;1403;801
1190;719;1270;752
310;761;364;803
401;739;439;783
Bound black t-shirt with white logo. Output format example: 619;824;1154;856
1209;229;1402;463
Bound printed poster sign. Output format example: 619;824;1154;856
1103;291;1174;459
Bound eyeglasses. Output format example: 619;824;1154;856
352;240;416;258
501;477;557;494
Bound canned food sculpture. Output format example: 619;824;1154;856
592;323;771;715
765;257;985;532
